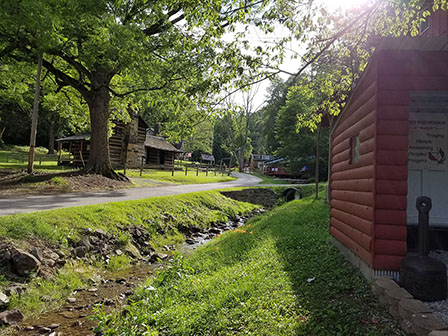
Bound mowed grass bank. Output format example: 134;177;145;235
95;197;404;336
123;169;236;184
0;191;257;245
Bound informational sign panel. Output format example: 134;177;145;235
408;112;448;171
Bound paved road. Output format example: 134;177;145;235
0;173;267;216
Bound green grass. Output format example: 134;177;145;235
0;190;259;320
250;171;296;184
94;197;404;336
0;145;70;171
106;255;132;271
122;169;236;184
0;190;257;245
8;260;93;317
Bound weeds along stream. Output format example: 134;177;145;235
6;211;263;336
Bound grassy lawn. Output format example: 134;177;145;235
251;171;299;184
0;145;70;171
123;169;236;184
95;197;404;336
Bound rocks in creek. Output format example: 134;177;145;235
0;291;9;310
148;252;169;263
124;243;142;259
66;297;77;304
4;284;26;296
10;247;41;276
71;320;82;327
0;309;23;326
30;247;43;262
209;228;222;234
38;268;55;279
37;326;52;333
72;226;154;261
48;323;60;329
126;225;154;254
78;236;93;250
74;246;87;258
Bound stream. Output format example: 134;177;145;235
9;212;258;336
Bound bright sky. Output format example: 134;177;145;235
230;0;369;109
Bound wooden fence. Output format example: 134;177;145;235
134;158;233;177
0;153;61;165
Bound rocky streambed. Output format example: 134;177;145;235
0;209;264;335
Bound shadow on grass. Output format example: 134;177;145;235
0;168;80;187
266;199;405;336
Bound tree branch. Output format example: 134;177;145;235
292;5;376;84
41;58;90;96
143;8;184;36
108;77;182;97
213;71;280;107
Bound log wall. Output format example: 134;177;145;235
421;10;448;37
374;50;448;270
332;49;448;272
146;148;175;169
330;59;378;268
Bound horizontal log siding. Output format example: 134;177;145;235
374;50;448;270
330;60;377;267
421;10;448;37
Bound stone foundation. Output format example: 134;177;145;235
373;277;448;336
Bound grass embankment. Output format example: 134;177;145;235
0;191;255;244
95;197;404;336
250;171;307;184
123;169;236;184
0;191;258;317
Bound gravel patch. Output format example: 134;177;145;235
424;250;448;325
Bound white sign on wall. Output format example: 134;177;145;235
408;112;447;171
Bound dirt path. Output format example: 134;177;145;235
0;173;262;216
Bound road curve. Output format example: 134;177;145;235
0;173;263;216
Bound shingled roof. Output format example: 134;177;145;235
56;134;89;142
145;135;183;153
201;153;215;162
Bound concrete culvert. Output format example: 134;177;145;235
282;188;302;202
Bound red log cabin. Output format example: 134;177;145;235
330;10;448;280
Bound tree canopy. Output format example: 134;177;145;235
0;0;274;178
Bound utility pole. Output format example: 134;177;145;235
27;53;43;174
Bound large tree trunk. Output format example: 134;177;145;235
83;84;125;180
238;149;245;172
48;124;55;155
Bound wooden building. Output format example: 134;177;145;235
200;153;215;165
263;158;289;177
330;13;448;280
57;115;181;169
250;154;274;169
145;135;183;168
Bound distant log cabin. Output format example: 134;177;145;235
145;135;183;168
56;116;182;169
